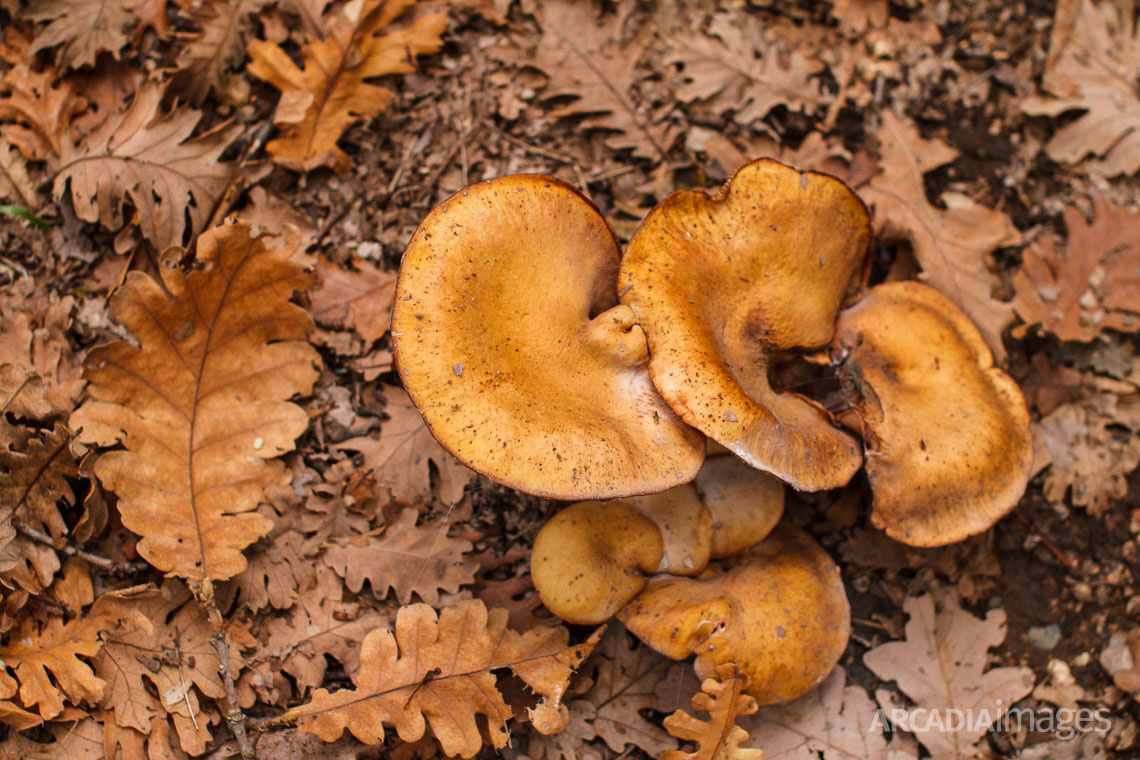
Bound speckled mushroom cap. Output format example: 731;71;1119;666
531;500;664;625
392;175;704;500
625;484;713;576
833;280;1033;546
619;158;871;492
618;524;850;705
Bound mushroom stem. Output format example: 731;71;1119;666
584;304;650;367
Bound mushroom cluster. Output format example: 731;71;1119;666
391;159;1032;705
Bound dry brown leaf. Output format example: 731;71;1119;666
0;59;86;161
95;581;234;738
322;507;477;605
0;364;52;449
26;0;135;69
234;528;315;611
310;256;397;345
0;716;104;758
662;664;764;760
535;0;678;160
174;0;273;106
861;113;1021;359
531;625;678;759
1012;196;1140;341
247;0;447;172
667;12;827;126
54;80;241;250
0;283;86;413
335;385;475;506
829;0;888;33
1033;374;1140;514
743;666;918;760
0;422;75;545
0;586;152;723
1021;0;1140;175
863;589;1035;759
70;221;320;582
0;137;40;209
293;599;601;758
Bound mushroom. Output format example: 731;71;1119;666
618;524;849;705
391;176;704;500
619;158;872;492
531;500;664;625
695;455;785;558
832;280;1033;546
626;484;713;576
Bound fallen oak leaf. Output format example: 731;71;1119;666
247;0;447;172
288;599;601;758
26;0;137;69
310;256;397;345
663;664;764;760
70;220;321;582
54;79;242;251
174;0;273;106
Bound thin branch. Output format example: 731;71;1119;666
193;579;257;759
15;522;116;570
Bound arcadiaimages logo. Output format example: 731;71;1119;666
869;705;1111;741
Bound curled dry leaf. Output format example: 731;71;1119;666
54;80;242;251
662;664;764;760
322;507;478;605
0;284;86;414
863;589;1035;759
310;256;397;345
0;62;86;161
293;599;601;758
1012;196;1140;342
70;220;321;582
247;0;447;172
26;0;136;70
175;0;273;106
0;422;75;545
1021;0;1140;175
862;113;1020;360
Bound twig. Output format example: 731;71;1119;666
482;120;577;164
193;579;256;759
1013;508;1079;571
15;522;116;570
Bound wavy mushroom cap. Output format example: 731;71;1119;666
833;280;1033;546
695;454;785;558
618;524;850;705
531;500;664;625
620;159;871;492
392;176;704;500
625;483;713;576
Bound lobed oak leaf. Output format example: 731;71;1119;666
534;0;678;160
828;0;889;33
0;364;52;449
1012;196;1140;342
246;0;447;172
0;585;152;722
322;507;478;605
54;80;242;251
0;63;86;161
662;664;764;760
335;385;475;506
293;599;601;758
861;113;1020;360
174;0;273;106
743;666;918;760
0;138;41;210
310;256;397;345
862;589;1034;759
0;285;86;414
0;716;104;758
70;220;321;582
233;528;315;611
0;423;76;546
26;0;136;69
1021;0;1140;175
668;12;827;127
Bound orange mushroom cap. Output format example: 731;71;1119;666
832;280;1033;546
531;500;664;625
626;484;713;576
695;455;785;558
392;176;704;500
618;524;850;705
619;158;871;492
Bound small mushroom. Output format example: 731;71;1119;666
626;484;714;576
695;455;785;558
392;176;704;500
531;500;664;625
620;159;871;491
618;525;849;705
833;281;1034;546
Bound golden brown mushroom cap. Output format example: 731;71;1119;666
618;525;849;705
531;500;664;625
695;455;785;558
392;176;704;500
833;280;1033;546
619;159;870;492
626;484;713;576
